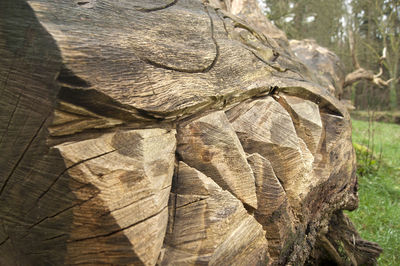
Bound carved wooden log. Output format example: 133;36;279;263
0;0;381;265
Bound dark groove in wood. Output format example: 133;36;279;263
28;193;98;230
0;93;21;145
0;236;10;246
175;197;208;209
42;234;68;241
69;205;168;242
0;115;48;197
35;149;117;203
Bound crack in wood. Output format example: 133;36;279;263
174;236;209;246
69;205;168;243
0;115;48;198
0;220;10;248
0;52;19;98
0;93;21;145
35;149;117;203
42;234;68;242
172;192;178;233
175;197;208;209
98;186;172;218
27;192;99;231
266;82;344;118
171;160;179;233
0;236;9;246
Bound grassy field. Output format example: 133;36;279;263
347;119;400;265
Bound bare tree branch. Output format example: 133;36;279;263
344;29;396;88
348;29;360;69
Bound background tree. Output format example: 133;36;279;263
264;0;400;110
350;0;399;109
264;0;345;52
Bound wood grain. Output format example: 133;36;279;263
0;0;381;264
226;97;316;208
177;111;257;209
162;161;269;265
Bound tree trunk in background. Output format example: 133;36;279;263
397;84;400;109
0;0;381;265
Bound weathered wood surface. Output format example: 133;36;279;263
162;161;269;265
289;39;346;99
177;111;258;209
0;0;381;265
226;97;316;208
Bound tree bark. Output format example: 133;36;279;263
0;0;381;265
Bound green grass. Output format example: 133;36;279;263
347;119;400;265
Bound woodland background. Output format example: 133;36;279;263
264;0;400;110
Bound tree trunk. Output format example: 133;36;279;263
397;83;400;109
0;0;381;265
